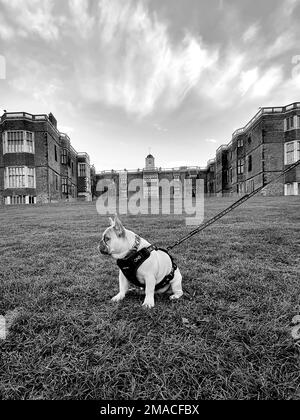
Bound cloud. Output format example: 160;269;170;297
239;68;259;95
0;0;59;41
1;0;298;121
154;124;168;133
7;56;66;111
251;67;283;98
243;23;259;43
197;50;245;107
0;14;14;40
266;31;297;59
205;138;218;144
75;0;218;116
283;0;299;16
68;0;95;39
59;125;74;134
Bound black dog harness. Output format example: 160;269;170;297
117;236;177;291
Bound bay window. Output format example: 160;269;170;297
79;163;86;177
2;131;35;154
4;167;36;189
284;115;300;131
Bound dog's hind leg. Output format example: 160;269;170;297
169;269;183;300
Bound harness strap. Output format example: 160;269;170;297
154;249;177;291
117;245;177;291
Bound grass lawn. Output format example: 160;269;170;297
0;196;300;400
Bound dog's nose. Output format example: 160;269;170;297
98;241;108;255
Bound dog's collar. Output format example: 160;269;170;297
121;235;141;260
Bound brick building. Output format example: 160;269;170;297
1;102;299;205
96;102;300;198
209;102;300;197
96;154;206;200
77;152;93;201
0;112;93;204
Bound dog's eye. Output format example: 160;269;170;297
104;236;110;244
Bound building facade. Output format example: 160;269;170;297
208;102;300;197
96;102;300;199
77;153;93;201
0;112;93;204
96;154;207;200
1;102;299;205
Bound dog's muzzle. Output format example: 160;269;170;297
98;240;110;255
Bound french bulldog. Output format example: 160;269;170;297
98;216;183;308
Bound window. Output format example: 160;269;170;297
10;195;26;205
61;149;67;165
5;195;36;205
71;162;74;176
237;183;244;194
224;170;228;184
248;155;252;172
247;136;252;145
7;167;25;188
237;159;244;174
237;138;244;148
285;183;294;196
26;132;34;153
79;163;86;177
2;131;35;154
28;168;35;188
284;141;299;164
62;177;68;194
247;179;254;193
71;184;76;198
286;142;294;164
7;131;24;152
285;116;299;131
54;145;58;162
54;174;59;191
4;167;36;189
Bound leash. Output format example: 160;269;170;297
167;159;300;251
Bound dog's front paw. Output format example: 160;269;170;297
170;292;183;300
142;297;155;309
111;293;125;303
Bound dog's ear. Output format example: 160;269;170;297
113;215;125;237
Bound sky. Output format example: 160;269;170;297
0;0;300;171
